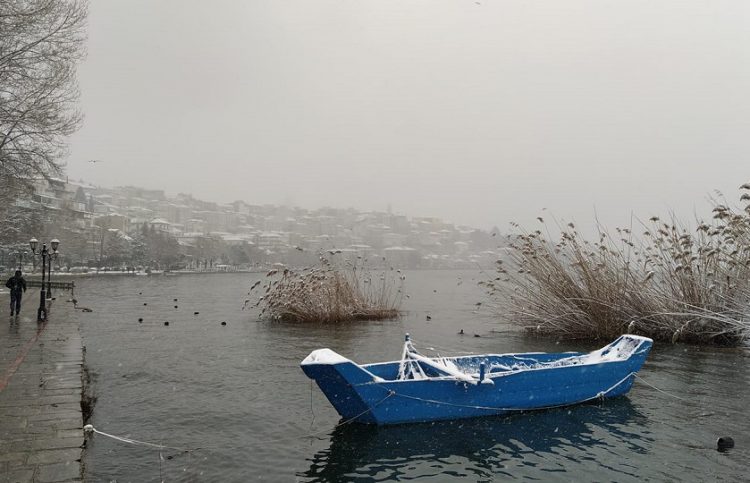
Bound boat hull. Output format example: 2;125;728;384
302;335;653;425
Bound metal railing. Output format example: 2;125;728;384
25;279;75;290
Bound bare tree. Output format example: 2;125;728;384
0;0;87;184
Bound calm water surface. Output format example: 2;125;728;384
77;271;749;482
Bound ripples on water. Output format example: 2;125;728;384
304;400;650;481
77;271;749;482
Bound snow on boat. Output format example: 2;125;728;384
301;334;653;425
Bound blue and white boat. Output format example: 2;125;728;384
301;334;653;425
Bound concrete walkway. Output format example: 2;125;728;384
0;290;84;483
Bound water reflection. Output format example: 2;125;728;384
303;398;650;482
8;315;19;335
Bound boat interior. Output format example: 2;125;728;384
361;335;648;382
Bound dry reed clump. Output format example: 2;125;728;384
247;256;404;323
485;186;750;345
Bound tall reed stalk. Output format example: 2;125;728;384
485;187;750;345
249;256;404;323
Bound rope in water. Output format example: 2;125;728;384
83;425;195;452
83;392;395;452
633;373;689;402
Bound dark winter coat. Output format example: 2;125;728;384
5;275;26;294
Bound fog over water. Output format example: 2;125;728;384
68;1;750;229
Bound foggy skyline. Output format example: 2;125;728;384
67;0;750;230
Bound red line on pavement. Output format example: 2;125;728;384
0;321;48;392
0;294;49;392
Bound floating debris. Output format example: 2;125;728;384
138;318;143;322
221;321;227;326
164;321;169;326
194;312;199;315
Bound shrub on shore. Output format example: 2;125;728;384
248;257;403;323
485;187;750;345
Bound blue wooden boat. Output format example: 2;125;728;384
301;334;653;425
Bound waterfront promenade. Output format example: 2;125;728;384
0;291;84;483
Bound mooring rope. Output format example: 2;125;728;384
309;379;316;428
83;425;196;452
633;373;689;402
83;392;395;452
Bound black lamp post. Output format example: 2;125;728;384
30;237;59;321
47;239;59;299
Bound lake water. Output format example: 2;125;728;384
76;271;749;482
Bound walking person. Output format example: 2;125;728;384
5;270;27;316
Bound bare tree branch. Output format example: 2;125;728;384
0;0;87;184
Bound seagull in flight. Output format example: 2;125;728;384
88;159;104;164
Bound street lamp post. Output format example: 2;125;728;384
46;239;59;299
30;238;60;321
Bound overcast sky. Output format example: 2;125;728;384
67;0;750;230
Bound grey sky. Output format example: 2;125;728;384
68;0;750;230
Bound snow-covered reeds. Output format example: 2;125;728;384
485;188;750;345
250;256;403;323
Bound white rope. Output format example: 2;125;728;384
318;391;394;430
83;425;195;452
633;374;689;402
381;372;637;412
82;392;396;452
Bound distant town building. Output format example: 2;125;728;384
7;178;500;270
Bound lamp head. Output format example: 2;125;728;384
29;238;38;253
50;238;60;252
